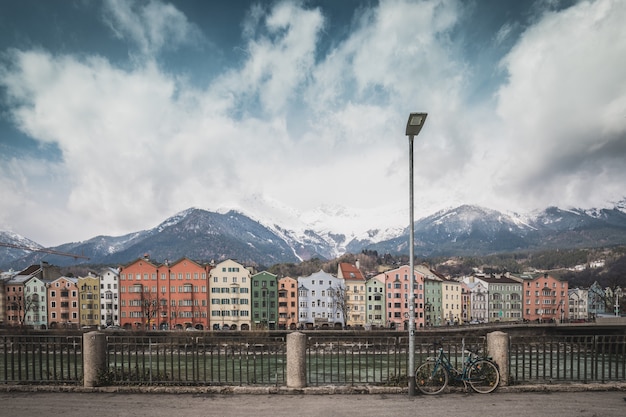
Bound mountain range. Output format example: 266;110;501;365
1;201;626;270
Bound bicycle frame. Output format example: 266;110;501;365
427;339;492;388
416;338;500;394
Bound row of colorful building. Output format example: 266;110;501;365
1;255;620;330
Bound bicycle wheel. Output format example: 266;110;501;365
467;359;500;394
415;362;448;395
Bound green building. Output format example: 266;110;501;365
251;271;278;329
424;278;443;326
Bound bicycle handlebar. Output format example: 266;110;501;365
432;339;482;355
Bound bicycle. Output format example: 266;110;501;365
415;339;500;394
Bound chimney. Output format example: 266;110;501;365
356;260;360;270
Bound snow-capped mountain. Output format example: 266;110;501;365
220;194;407;260
0;231;43;266
1;200;626;270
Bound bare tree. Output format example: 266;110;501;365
10;293;40;327
140;288;161;330
330;285;348;328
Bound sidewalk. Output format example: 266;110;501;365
2;382;626;394
2;390;626;417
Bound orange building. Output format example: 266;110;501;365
119;255;212;330
519;273;569;322
167;257;211;330
278;276;298;330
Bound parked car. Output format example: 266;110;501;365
104;325;125;331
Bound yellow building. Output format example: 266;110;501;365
208;260;251;330
78;274;100;327
441;278;462;325
337;262;366;328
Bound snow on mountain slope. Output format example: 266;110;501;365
216;194;407;259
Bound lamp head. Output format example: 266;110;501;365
406;112;427;136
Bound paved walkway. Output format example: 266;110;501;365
1;390;626;417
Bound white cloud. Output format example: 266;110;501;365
102;0;202;56
216;1;324;116
494;0;626;210
1;0;625;247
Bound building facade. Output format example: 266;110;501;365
78;274;100;327
251;271;278;329
297;270;345;329
100;267;120;327
47;276;78;328
209;259;251;330
479;275;523;322
569;287;589;320
465;280;489;323
424;277;442;327
441;278;462;325
119;256;161;330
365;273;386;328
517;273;569;322
460;282;470;323
4;265;48;327
167;257;211;330
278;276;298;330
383;265;425;329
338;263;366;328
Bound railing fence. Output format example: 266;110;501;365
1;334;82;384
509;335;626;384
1;331;625;387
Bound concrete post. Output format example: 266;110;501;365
486;331;509;386
83;331;107;388
286;332;307;388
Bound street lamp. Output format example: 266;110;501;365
405;112;427;396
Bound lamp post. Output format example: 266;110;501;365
405;112;427;396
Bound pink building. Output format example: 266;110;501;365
48;276;79;328
383;265;425;329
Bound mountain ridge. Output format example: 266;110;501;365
1;201;626;270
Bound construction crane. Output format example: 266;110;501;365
0;242;90;260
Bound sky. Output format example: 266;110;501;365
1;0;625;247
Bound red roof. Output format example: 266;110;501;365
338;263;365;281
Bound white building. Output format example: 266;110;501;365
568;288;589;320
366;273;386;328
100;267;120;327
297;270;345;329
462;278;489;323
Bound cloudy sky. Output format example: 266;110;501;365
1;0;625;247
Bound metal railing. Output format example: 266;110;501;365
305;335;487;386
1;334;83;384
2;331;625;387
509;335;626;384
306;334;404;385
103;333;286;386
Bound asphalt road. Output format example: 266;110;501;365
1;391;625;417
